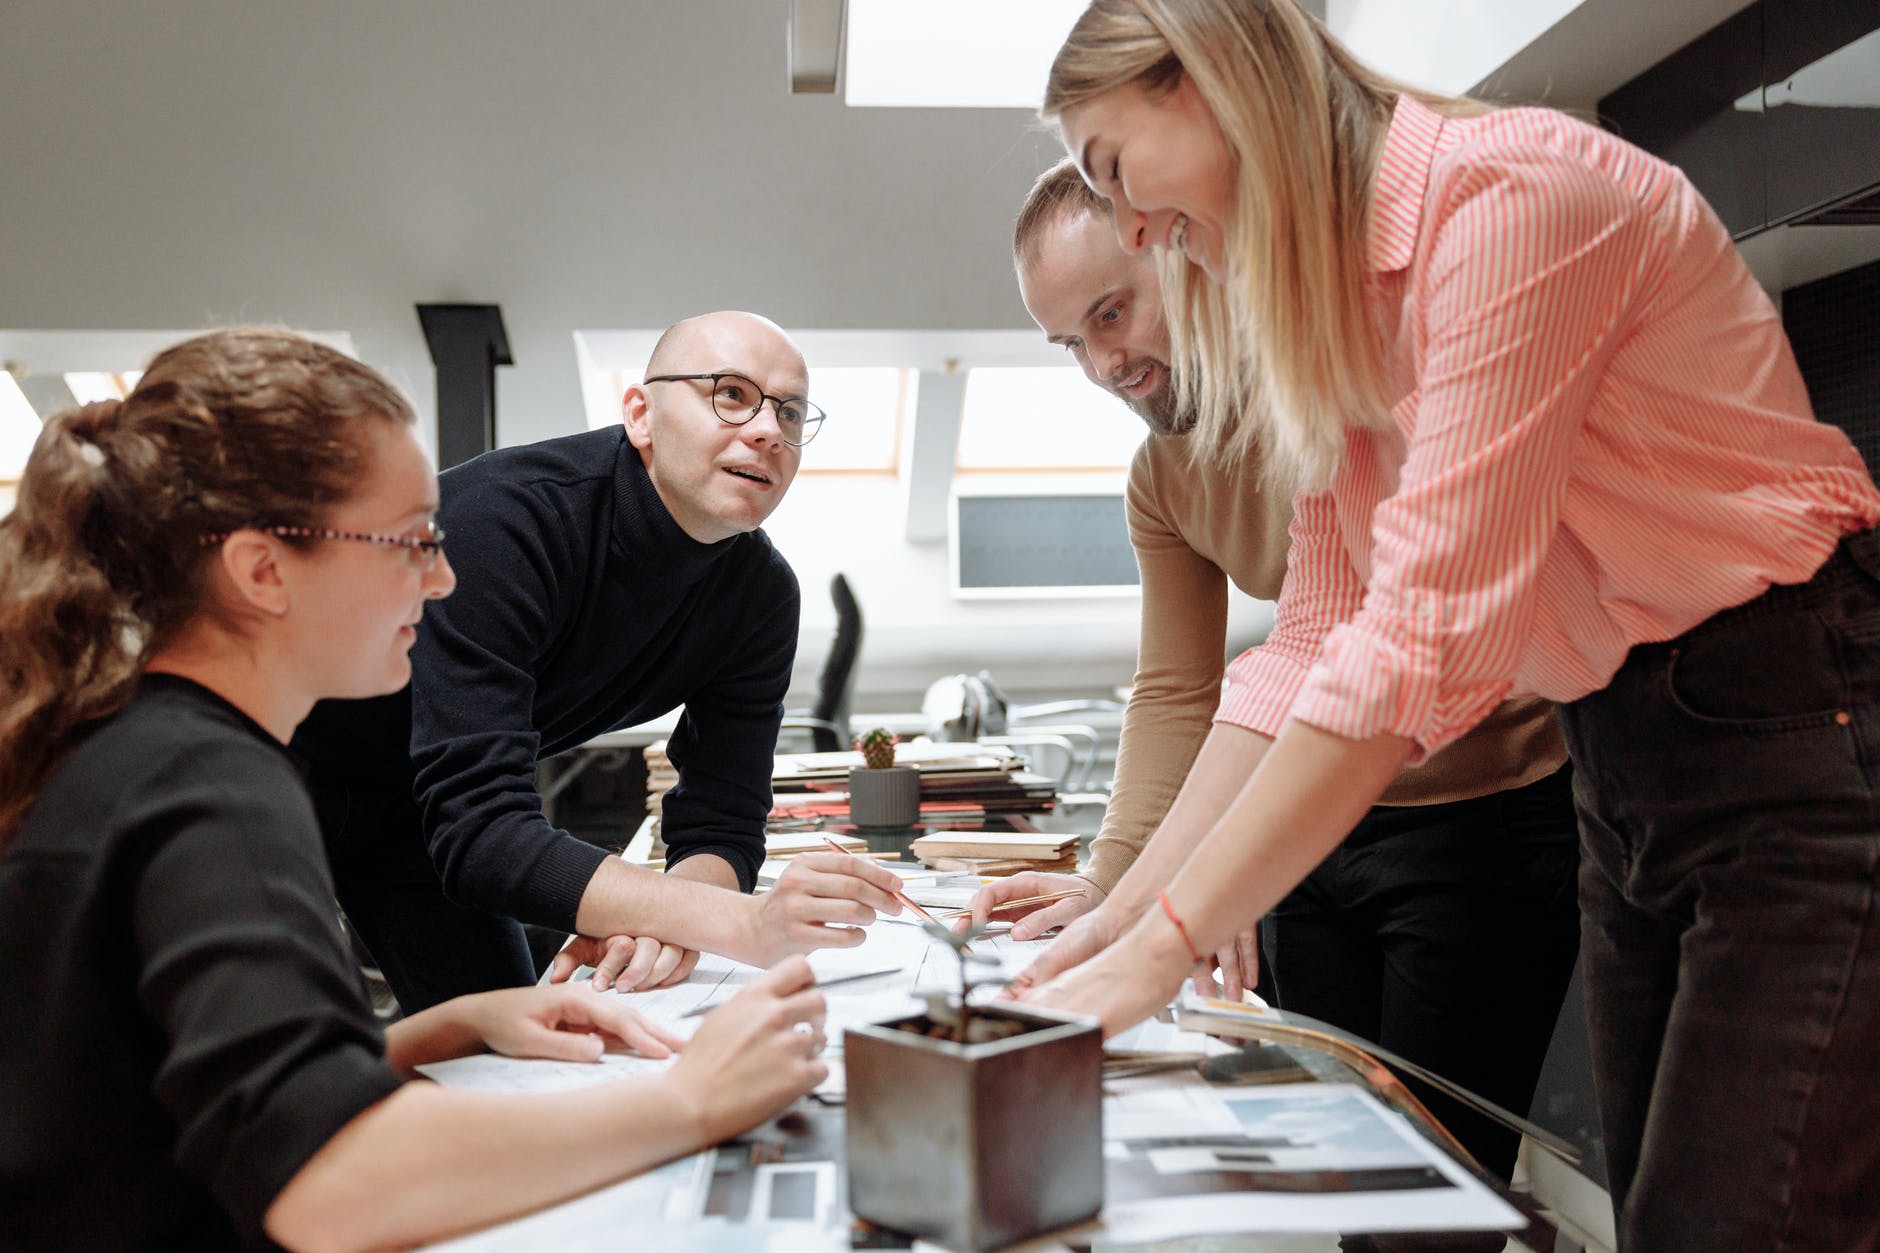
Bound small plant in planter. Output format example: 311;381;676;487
844;922;1104;1251
901;921;1029;1045
847;727;919;829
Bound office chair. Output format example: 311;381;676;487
922;669;1121;796
781;573;863;753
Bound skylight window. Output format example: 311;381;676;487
63;372;135;404
955;367;1145;471
844;0;1087;108
798;366;907;473
1;372;45;511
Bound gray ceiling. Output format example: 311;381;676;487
1;1;1064;444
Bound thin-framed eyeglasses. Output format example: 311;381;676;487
199;522;447;572
644;372;826;446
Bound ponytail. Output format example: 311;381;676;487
0;403;146;833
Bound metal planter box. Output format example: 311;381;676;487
844;1004;1103;1251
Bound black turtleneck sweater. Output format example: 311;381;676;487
293;427;799;932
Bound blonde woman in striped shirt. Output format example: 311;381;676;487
1011;1;1880;1248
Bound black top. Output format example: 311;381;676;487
0;676;403;1252
293;427;800;931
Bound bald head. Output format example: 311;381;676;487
624;309;809;545
644;311;805;385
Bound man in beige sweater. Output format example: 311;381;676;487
970;160;1580;1180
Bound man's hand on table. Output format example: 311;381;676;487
739;851;906;962
548;935;700;992
959;870;1106;941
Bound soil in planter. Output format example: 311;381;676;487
891;1012;1038;1046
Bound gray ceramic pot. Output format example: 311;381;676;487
847;764;920;828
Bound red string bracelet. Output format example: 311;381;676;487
1158;890;1205;964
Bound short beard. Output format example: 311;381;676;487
1125;381;1194;437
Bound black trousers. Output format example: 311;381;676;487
310;774;537;1013
1562;529;1880;1252
1262;765;1581;1182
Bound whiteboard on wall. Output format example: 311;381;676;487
950;492;1141;599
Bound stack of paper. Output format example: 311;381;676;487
773;740;1026;785
908;831;1078;874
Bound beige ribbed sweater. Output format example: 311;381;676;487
1084;435;1568;893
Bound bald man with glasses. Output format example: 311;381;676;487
294;311;903;1012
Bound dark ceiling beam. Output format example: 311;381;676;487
417;303;513;470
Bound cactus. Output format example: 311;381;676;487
855;727;898;770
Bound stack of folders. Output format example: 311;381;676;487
908;831;1078;875
770;740;1057;819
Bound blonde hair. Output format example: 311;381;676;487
1045;0;1477;490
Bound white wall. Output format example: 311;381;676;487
0;1;1063;450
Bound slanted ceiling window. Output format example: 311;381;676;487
607;366;906;474
955;367;1144;472
798;366;907;474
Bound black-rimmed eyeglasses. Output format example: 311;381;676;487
644;372;826;446
200;522;447;572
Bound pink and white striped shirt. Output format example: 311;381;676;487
1217;96;1880;761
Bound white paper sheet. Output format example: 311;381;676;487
1097;1081;1524;1237
1103;1085;1245;1140
415;1050;674;1092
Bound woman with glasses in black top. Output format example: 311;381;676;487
0;328;831;1252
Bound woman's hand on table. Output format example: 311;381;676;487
1002;895;1134;994
1015;909;1195;1038
463;985;687;1062
670;956;829;1142
1206;925;1262;1003
959;871;1106;941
